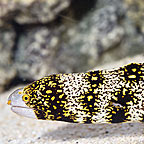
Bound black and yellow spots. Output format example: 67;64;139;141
18;91;23;95
132;68;137;72
122;88;127;96
57;90;62;93
46;90;52;94
120;63;144;82
53;105;57;110
23;63;144;123
128;75;136;79
51;96;55;101
87;95;93;101
126;101;133;105
112;111;116;114
91;76;98;81
112;96;118;101
92;84;97;87
59;94;64;99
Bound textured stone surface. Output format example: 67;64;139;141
0;28;15;64
0;28;16;92
124;0;144;33
15;2;125;78
15;27;60;80
121;0;144;56
0;0;71;24
77;0;144;67
59;0;144;71
1;55;144;144
59;3;125;72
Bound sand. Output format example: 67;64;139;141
0;54;144;144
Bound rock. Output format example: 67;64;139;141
15;3;125;79
15;27;60;80
65;0;144;68
0;27;15;65
0;27;16;92
120;0;144;58
124;0;144;33
54;0;144;72
55;2;125;72
14;0;144;80
0;67;16;92
0;0;71;24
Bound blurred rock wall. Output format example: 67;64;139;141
0;0;144;93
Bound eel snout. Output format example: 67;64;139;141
7;88;36;119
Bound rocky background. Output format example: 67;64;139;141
0;0;144;93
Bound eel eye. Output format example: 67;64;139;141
22;95;30;102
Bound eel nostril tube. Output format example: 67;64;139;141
7;100;11;105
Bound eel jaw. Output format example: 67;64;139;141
11;106;36;119
8;88;37;119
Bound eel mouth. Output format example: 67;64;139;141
8;99;33;111
7;88;37;119
11;105;33;110
10;105;36;119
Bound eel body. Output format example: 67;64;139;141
8;63;144;123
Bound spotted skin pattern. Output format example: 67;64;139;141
23;63;144;123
